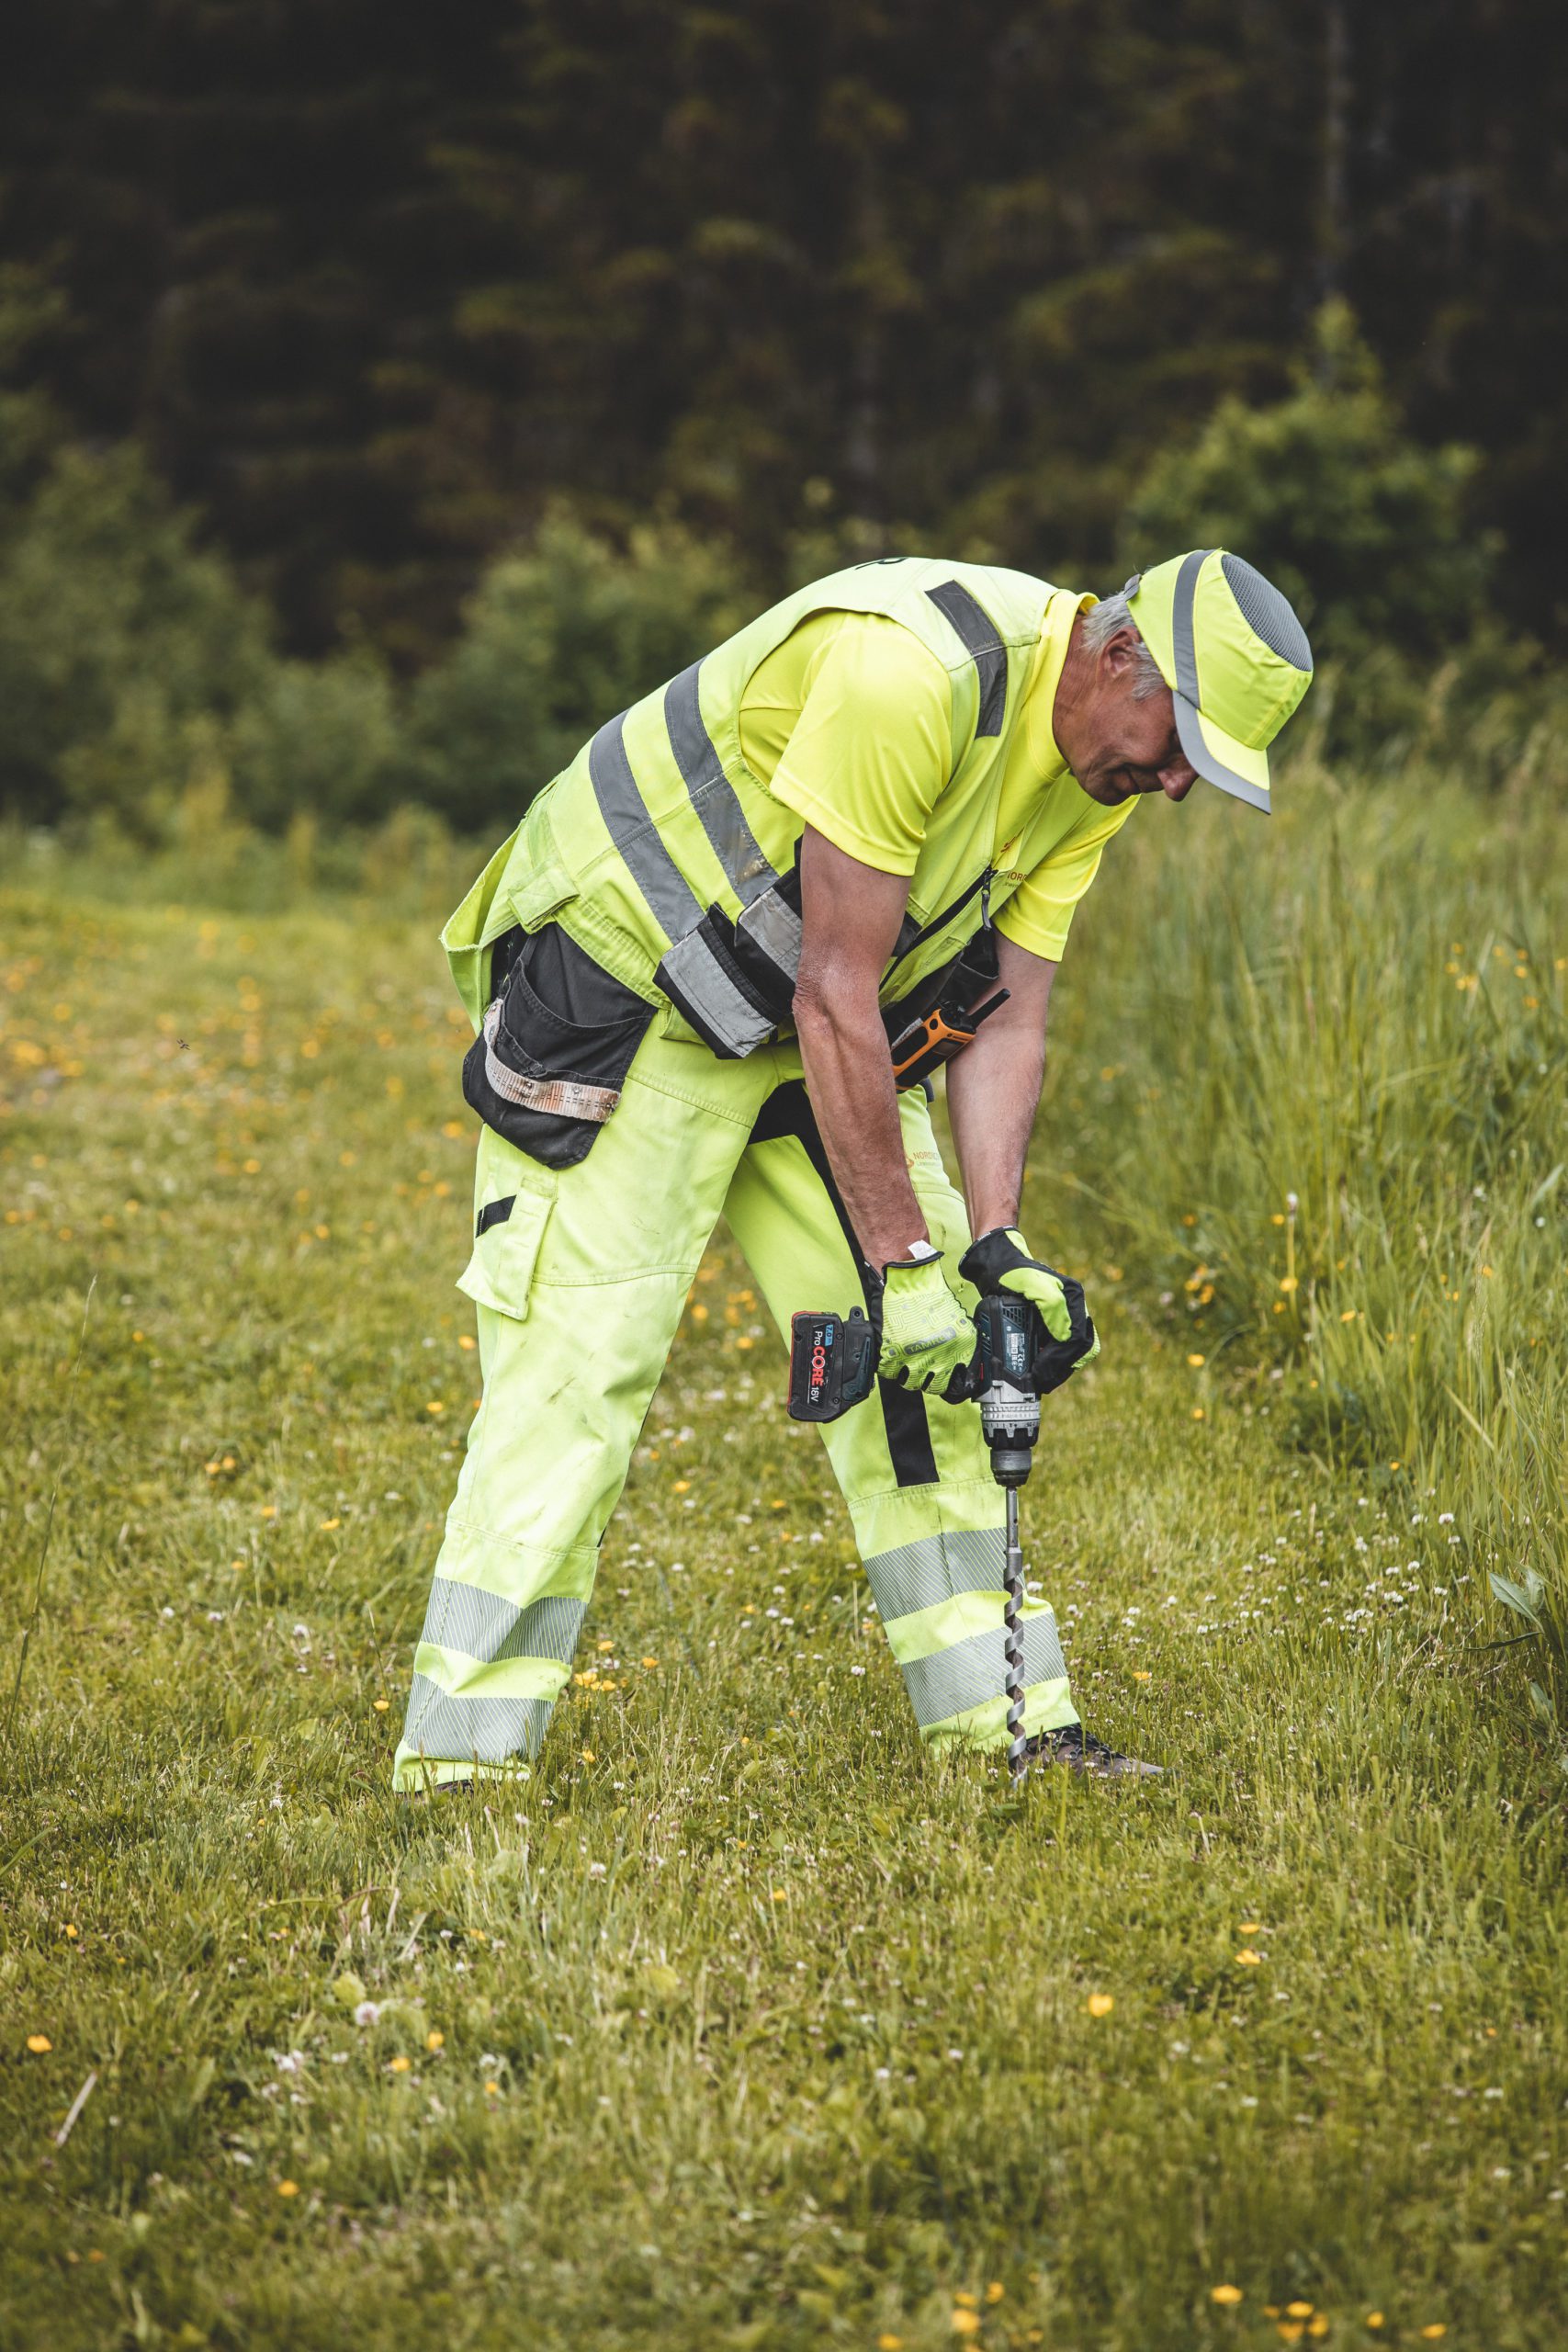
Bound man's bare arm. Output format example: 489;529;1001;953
944;933;1057;1238
792;826;924;1267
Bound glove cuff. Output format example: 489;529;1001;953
958;1226;1030;1290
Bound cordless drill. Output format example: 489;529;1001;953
972;1294;1041;1781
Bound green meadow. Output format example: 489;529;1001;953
2;765;1565;2349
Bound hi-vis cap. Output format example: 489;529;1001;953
1123;549;1313;813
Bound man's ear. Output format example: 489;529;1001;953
1101;628;1140;682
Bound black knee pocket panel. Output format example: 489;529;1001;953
462;924;655;1169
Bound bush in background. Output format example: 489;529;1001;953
402;509;752;834
1118;304;1567;773
1123;303;1493;663
0;441;274;828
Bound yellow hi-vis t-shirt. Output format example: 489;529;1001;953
737;592;1135;962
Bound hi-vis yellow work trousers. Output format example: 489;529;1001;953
394;1025;1076;1788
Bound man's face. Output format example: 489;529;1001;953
1059;630;1199;808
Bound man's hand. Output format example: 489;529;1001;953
959;1227;1099;1394
874;1251;979;1397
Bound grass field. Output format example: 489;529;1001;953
2;769;1566;2350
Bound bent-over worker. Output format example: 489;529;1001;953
394;549;1314;1792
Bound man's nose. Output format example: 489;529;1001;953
1158;759;1197;801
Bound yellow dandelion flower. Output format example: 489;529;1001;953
951;2312;981;2336
985;2282;1004;2304
276;2179;299;2198
389;2055;412;2073
1365;2316;1384;2331
426;2030;445;2052
1187;1352;1206;1367
1238;1921;1262;1933
26;2034;51;2054
1419;2331;1447;2343
1235;1950;1263;1966
877;2337;905;2351
1086;1993;1114;2018
1286;2305;1314;2320
373;1698;390;1713
1210;2284;1244;2306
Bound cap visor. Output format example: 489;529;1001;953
1174;694;1271;814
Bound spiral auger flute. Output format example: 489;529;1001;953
1001;1487;1028;1781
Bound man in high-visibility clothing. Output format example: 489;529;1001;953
395;549;1313;1792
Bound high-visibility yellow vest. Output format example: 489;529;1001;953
443;556;1076;1054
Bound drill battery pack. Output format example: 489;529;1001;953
787;1307;877;1421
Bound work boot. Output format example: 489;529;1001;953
1025;1724;1165;1780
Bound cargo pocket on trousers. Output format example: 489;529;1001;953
462;922;655;1170
457;1178;553;1320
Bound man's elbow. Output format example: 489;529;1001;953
792;966;833;1035
793;955;879;1038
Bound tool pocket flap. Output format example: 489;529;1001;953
457;1182;552;1321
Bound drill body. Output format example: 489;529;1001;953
974;1292;1042;1486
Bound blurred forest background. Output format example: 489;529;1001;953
3;0;1566;870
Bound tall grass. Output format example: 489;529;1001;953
1051;759;1568;1730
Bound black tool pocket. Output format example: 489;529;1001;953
462;923;655;1169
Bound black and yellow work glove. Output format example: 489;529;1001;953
958;1227;1099;1395
873;1247;980;1401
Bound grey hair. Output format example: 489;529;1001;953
1081;591;1168;699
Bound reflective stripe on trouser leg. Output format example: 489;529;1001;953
722;1086;1077;1750
394;1024;778;1791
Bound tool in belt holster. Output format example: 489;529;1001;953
887;983;1010;1088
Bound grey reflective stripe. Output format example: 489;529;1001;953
589;711;704;944
1168;548;1211;705
481;1001;623;1123
403;1672;553;1766
735;884;803;983
899;1611;1068;1728
665;662;777;904
925;581;1009;735
421;1577;587;1667
1172;693;1271;814
863;1526;1008;1623
657;926;778;1057
1169;548;1271;814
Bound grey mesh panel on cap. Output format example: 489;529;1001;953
1220;553;1313;672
